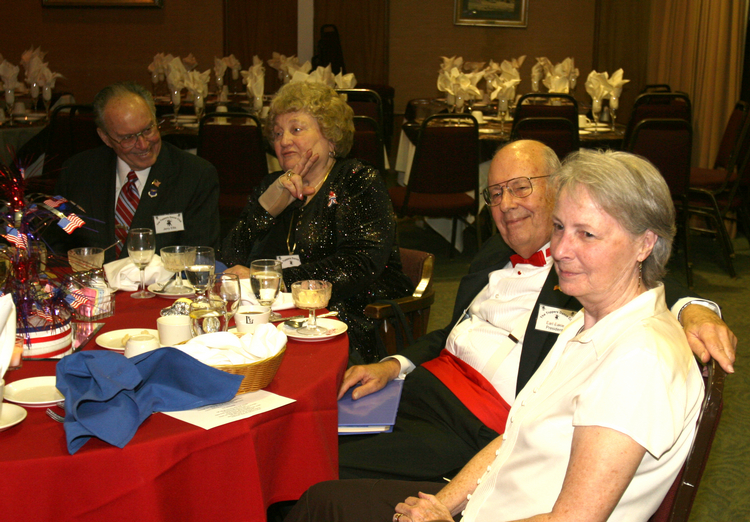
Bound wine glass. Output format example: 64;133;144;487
159;245;196;295
210;273;241;324
188;295;229;336
127;228;155;299
184;246;215;303
42;85;52;122
250;259;283;321
215;73;224;95
30;82;40;112
609;94;619;133
194;92;205;122
68;247;105;273
591;97;602;135
171;88;182;129
497;97;509;138
291;280;332;336
5;88;15;126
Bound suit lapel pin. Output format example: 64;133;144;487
149;179;161;198
554;285;561;291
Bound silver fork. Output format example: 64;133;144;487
46;408;65;423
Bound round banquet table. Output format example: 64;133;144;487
0;291;349;522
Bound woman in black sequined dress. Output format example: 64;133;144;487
221;82;413;365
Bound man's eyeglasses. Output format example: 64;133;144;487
482;175;550;207
106;121;162;150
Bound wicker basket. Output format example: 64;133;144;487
211;344;287;394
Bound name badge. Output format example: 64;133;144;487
277;255;301;268
153;213;185;234
535;304;577;334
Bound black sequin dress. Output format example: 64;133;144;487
221;159;414;364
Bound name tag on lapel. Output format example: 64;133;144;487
535;304;577;334
277;255;301;268
153;213;185;234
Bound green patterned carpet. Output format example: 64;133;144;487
397;219;750;521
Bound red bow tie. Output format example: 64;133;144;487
510;248;550;268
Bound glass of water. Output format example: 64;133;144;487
250;259;283;321
127;228;155;299
189;296;229;336
185;246;215;304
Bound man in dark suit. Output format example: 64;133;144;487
53;82;220;263
337;140;736;483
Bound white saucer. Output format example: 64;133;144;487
0;403;27;431
479;128;502;134
278;317;348;342
96;328;160;351
4;376;64;407
148;283;195;299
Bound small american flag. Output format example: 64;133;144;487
58;214;85;234
44;196;68;208
2;226;28;250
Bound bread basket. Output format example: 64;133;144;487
210;343;286;394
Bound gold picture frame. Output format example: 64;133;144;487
454;0;528;28
42;0;163;7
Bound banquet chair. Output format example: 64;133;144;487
626;118;695;286
364;247;435;357
513;93;579;132
389;113;480;257
312;24;346;74
404;98;448;122
641;84;672;93
347;115;386;173
624;92;692;147
337;88;384;136
510;117;579;160
648;357;725;522
197;112;268;234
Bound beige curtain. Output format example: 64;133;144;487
648;0;748;167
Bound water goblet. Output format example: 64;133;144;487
127;228;155;299
591;97;602;135
42;85;52;122
194;92;205;122
609;95;619;133
497;97;509;138
159;245;196;295
210;273;241;323
68;247;105;273
30;82;40;112
4;88;15;125
171;88;182;129
250;259;283;321
291;280;332;336
188;295;229;336
184;246;215;304
215;73;224;95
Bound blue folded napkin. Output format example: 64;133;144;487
55;347;243;454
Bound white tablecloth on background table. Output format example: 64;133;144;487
0;124;46;165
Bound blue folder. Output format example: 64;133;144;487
338;378;404;435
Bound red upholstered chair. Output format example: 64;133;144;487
510;117;580;160
626;118;695;286
346;115;386;173
389;113;480;257
648;358;725;522
337;88;383;133
364;247;435;356
641;83;672;93
624;92;692;147
513;93;579;133
197;112;268;234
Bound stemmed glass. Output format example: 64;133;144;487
591;97;602;135
184;246;215;304
609;94;619;133
171;88;182;129
5;88;15;125
188;296;229;336
159;245;196;295
194;92;205;122
42;85;52;122
210;273;241;324
250;259;283;321
497;97;509;138
291;280;332;336
216;73;224;95
127;228;156;299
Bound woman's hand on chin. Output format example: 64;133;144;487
280;149;321;200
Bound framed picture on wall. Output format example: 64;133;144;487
42;0;163;7
454;0;528;28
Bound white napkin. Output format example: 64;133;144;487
0;60;21;91
222;54;242;80
36;65;63;90
148;52;172;83
440;55;464;72
166;56;187;91
334;71;357;89
489;76;521;103
604;68;630;110
437;67;482;100
184;69;211;101
238;281;296;311
0;293;16;380
181;53;198;72
103;255;172;292
213;56;227;87
241;56;265;109
178;324;286;365
585;70;614;102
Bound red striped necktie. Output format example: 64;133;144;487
114;171;140;256
510;247;550;267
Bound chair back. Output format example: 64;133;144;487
197;111;268;194
510;117;580;160
625;92;692;145
45;104;101;177
648;358;725;522
399;247;435;297
404;98;448;122
408;113;479;196
514;93;579;131
712;100;750;171
347;115;385;172
337;88;384;131
313;23;346;74
641;84;672;93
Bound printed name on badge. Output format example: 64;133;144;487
277;255;301;268
535;304;577;334
153;213;185;234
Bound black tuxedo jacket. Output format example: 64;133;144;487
52;142;220;263
400;234;691;396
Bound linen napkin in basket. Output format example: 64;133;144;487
177;324;286;364
104;255;172;291
56;348;243;454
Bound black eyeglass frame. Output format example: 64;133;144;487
482;175;550;207
105;119;165;150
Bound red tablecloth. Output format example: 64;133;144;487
1;292;349;522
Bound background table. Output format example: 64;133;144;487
0;121;47;165
1;291;348;522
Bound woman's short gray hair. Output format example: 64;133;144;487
552;149;675;288
93;81;156;132
264;82;355;157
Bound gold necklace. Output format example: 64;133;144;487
286;159;336;254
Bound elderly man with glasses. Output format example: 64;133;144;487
53;81;220;262
335;139;736;485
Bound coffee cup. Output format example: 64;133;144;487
235;305;270;333
470;110;485;124
124;334;161;358
12;102;26;115
157;315;192;346
578;114;589;127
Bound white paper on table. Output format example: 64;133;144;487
163;390;295;429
